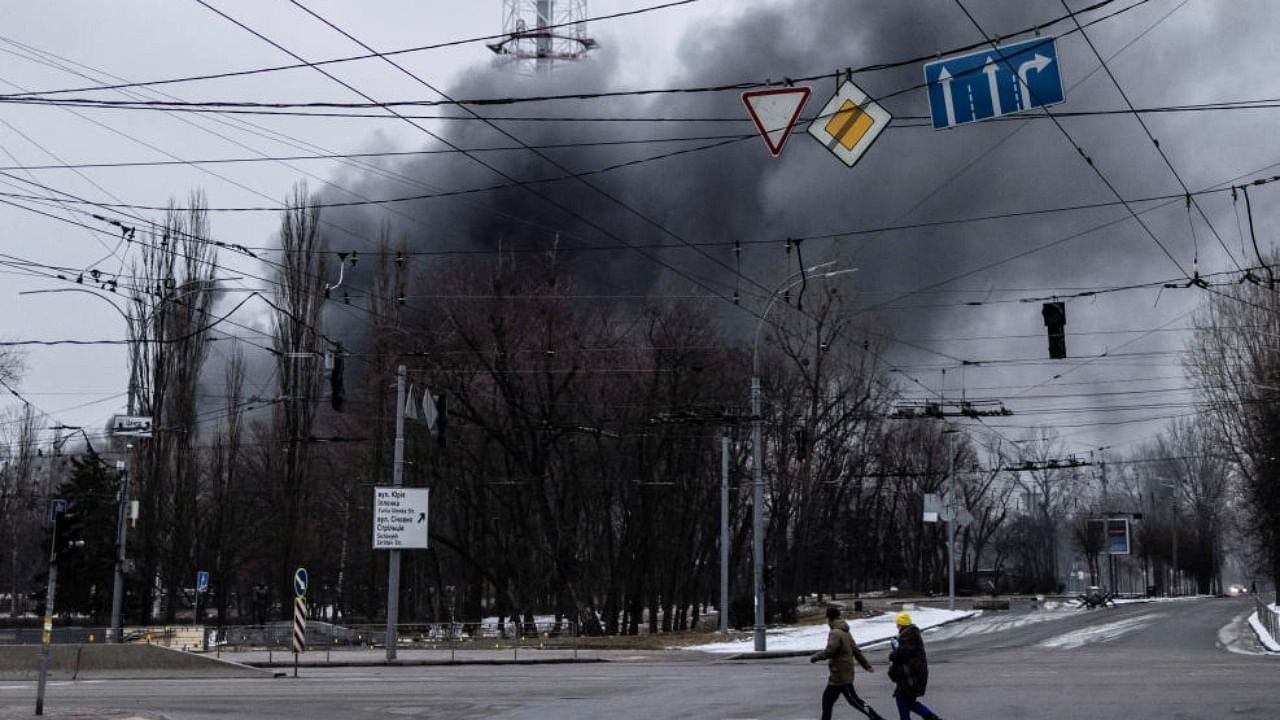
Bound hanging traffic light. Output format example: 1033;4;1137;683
329;344;345;412
1042;302;1066;359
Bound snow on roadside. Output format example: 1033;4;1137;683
1247;605;1280;653
683;607;978;654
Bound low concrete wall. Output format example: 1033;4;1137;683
0;644;272;680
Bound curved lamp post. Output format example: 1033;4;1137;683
749;263;855;651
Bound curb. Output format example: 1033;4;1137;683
721;611;981;661
245;657;607;669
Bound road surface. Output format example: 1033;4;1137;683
1;597;1273;719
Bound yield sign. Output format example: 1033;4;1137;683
741;86;811;156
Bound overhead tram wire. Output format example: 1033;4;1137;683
2;0;1144;109
0;39;661;297
193;0;770;325
283;0;808;313
9;151;1276;217
1058;0;1244;275
856;143;1280;318
15;97;1280;123
0;40;527;259
0;0;707;99
954;0;1186;278
0;133;758;172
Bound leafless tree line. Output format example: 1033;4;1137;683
4;189;1265;631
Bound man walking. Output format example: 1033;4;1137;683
811;606;885;720
887;612;944;720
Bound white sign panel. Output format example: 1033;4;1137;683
373;487;429;549
110;415;153;437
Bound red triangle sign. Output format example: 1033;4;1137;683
742;87;811;156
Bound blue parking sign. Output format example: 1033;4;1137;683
924;36;1064;129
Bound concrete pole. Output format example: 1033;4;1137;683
947;429;956;611
35;512;59;716
751;375;766;652
385;365;406;661
1171;502;1179;597
110;461;129;643
720;432;729;634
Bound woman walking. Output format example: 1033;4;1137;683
887;612;944;720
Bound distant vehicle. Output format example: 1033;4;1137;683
1228;584;1248;596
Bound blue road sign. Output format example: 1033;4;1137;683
924;36;1064;129
293;567;308;598
196;571;209;594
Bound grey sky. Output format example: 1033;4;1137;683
2;0;1277;459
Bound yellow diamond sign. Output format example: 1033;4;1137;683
807;80;891;167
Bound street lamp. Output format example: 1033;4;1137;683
749;263;855;652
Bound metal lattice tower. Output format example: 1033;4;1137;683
488;0;598;76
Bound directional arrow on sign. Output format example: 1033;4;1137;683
1017;54;1053;110
741;87;811;156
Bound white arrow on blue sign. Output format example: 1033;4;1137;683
293;567;309;598
924;36;1064;130
196;571;209;594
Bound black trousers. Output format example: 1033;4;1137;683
821;683;878;720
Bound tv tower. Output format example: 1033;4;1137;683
488;1;598;76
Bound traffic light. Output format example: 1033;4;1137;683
1041;302;1066;359
54;508;86;557
435;394;448;447
329;343;346;412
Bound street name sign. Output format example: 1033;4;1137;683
923;36;1064;129
109;415;153;437
806;79;891;167
741;86;811;156
373;487;429;549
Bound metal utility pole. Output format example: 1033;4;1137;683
385;365;406;661
946;429;956;611
110;460;129;643
750;376;765;651
720;432;729;634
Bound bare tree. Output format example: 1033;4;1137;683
0;403;41;617
1185;267;1280;600
127;192;219;622
269;185;327;614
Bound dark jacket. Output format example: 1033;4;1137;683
888;624;929;698
810;620;872;686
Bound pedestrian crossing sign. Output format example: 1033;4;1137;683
807;79;891;168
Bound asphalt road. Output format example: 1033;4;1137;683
1;597;1274;720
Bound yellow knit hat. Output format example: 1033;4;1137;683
895;612;912;627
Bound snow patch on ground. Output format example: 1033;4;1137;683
683;607;978;654
1038;613;1161;649
922;606;1077;642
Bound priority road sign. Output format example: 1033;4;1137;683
806;80;891;168
741;86;811;156
293;567;308;598
923;36;1064;129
